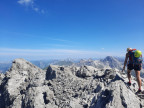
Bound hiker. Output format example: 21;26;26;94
122;48;143;94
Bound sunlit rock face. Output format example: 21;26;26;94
0;59;143;108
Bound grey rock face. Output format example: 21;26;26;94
0;59;56;108
46;65;57;80
76;66;93;78
0;58;144;108
101;56;123;69
91;81;141;108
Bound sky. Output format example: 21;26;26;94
0;0;144;61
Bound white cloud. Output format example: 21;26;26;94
17;0;45;14
33;8;39;12
18;0;34;6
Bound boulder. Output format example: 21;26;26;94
0;59;143;108
76;66;93;78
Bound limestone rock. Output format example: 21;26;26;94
90;80;141;108
75;66;96;78
0;58;144;108
0;59;55;108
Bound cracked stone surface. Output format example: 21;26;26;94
0;58;144;108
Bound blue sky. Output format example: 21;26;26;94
0;0;144;61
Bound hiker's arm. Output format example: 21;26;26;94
141;55;143;70
123;53;128;71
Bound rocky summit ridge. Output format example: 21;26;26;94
0;58;144;108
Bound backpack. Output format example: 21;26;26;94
128;49;143;65
128;49;136;63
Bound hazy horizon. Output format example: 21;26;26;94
0;0;144;61
0;55;125;62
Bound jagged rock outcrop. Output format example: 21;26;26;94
91;80;141;108
0;59;56;108
75;66;97;78
0;58;144;108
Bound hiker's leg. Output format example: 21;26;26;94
127;63;133;82
135;70;141;90
127;69;131;82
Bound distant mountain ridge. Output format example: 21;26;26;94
0;63;11;73
75;56;123;70
0;56;124;73
100;56;123;69
31;60;59;69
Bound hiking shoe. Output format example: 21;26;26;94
135;89;142;95
127;82;131;86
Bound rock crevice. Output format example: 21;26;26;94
0;59;143;108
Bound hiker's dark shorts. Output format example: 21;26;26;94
127;64;141;71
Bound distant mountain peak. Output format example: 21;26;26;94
103;56;116;61
101;56;122;69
